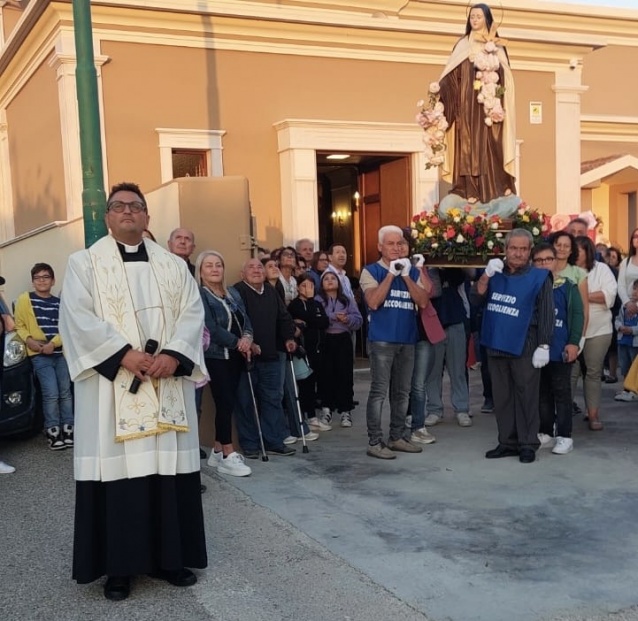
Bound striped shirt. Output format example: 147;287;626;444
30;292;62;349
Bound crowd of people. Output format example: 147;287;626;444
2;181;638;602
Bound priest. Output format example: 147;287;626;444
59;182;208;601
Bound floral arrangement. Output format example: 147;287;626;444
411;205;505;263
411;202;552;264
473;39;506;126
511;202;550;245
416;82;449;169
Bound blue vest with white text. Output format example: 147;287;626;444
481;267;549;356
550;279;570;362
365;262;419;344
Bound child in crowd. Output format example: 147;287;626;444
288;274;330;431
315;271;362;428
616;279;638;377
15;263;73;450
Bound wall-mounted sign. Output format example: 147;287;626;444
529;101;542;125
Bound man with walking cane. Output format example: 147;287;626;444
233;258;297;458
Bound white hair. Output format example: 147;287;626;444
295;238;313;250
378;225;404;245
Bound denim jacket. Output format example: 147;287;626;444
200;285;253;360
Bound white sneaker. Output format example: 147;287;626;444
217;452;252;477
552;437;573;455
207;450;223;468
308;416;332;431
0;460;15;474
410;427;436;445
424;414;440;427
456;412;472;427
537;433;555;449
340;412;353;428
321;407;333;425
303;431;319;442
283;435;298;445
615;390;638;402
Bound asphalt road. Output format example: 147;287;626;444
2;367;638;621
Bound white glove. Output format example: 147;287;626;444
400;261;411;277
485;258;504;278
532;346;550;369
389;261;405;276
412;254;425;269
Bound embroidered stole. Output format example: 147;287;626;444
89;236;188;442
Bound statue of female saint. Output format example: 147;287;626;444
437;3;519;217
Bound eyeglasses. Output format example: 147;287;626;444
533;257;555;264
280;251;296;258
33;275;52;281
107;200;146;213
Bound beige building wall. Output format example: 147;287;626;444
6;52;66;235
99;42;559;248
582;142;638;162
582;46;638;117
2;5;23;43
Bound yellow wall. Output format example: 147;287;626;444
6;52;67;235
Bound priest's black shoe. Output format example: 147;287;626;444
485;445;519;459
519;448;536;463
104;576;131;601
149;568;197;587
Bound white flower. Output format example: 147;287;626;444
487;240;494;249
411;228;419;239
484;117;493;127
453;216;461;223
495;232;503;238
491;222;499;229
416;99;425;108
429;82;441;94
532;227;540;236
456;234;465;243
431;242;439;249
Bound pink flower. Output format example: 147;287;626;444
429;82;441;94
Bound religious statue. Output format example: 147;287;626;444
421;3;520;218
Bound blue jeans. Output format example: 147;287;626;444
618;344;638;377
410;339;438;430
366;341;414;445
234;358;288;451
425;323;469;417
31;354;73;430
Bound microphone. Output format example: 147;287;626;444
129;339;159;394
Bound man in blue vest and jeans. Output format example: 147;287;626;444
471;229;554;464
360;225;429;459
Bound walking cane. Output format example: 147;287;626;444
245;360;268;462
288;352;309;454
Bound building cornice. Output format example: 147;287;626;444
581;116;638;144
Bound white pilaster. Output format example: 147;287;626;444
0;109;15;241
552;66;588;214
49;31;110;220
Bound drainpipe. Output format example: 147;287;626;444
73;0;107;247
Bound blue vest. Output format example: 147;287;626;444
481;267;549;356
550;279;570;362
365;262;419;344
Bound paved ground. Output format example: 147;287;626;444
2;366;638;621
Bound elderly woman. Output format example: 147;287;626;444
572;236;617;431
197;250;254;476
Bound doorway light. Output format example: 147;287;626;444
326;154;350;161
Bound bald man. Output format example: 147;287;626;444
168;228;196;275
232;258;297;457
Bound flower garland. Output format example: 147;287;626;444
473;40;505;127
416;82;449;169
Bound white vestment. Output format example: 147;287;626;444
59;236;206;482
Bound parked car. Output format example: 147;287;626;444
0;330;40;437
